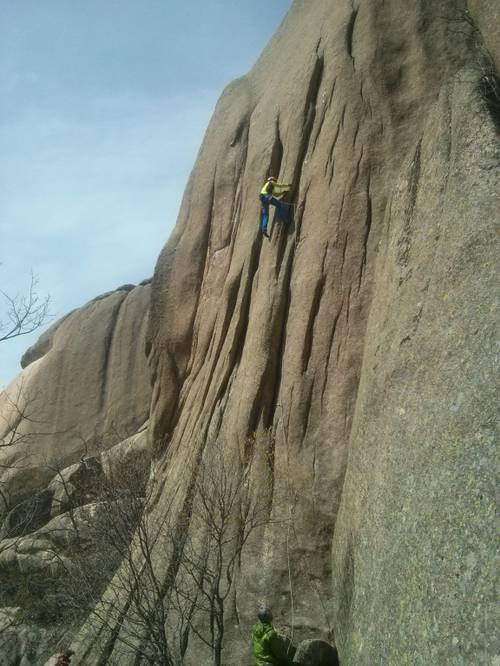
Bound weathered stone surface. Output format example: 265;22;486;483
73;0;497;664
331;71;499;665
293;639;339;666
4;0;498;664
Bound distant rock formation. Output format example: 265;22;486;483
0;282;151;506
2;0;498;664
0;284;151;662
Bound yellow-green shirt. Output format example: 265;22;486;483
251;622;278;665
260;180;290;197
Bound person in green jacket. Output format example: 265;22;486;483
251;608;292;666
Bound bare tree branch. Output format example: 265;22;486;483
0;271;51;342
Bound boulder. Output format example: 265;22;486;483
293;639;339;666
48;457;104;519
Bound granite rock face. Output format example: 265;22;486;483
331;67;499;666
3;0;498;663
73;0;497;664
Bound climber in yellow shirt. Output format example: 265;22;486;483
259;176;292;238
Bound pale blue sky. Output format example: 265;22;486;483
0;0;292;387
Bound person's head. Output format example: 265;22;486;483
267;176;277;182
258;607;273;624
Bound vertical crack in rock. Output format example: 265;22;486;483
291;53;325;195
269;113;284;178
321;307;342;408
185;172;218;374
324;75;338;120
216;270;246;366
359;174;373;288
340;103;347;130
302;273;327;374
263;245;296;430
227;176;245;256
301;377;315;440
397;139;422;270
327;121;342;184
341;229;349;271
237;253;271;436
346;6;359;65
230;117;248;147
190;268;246;428
310;102;329;156
283;54;326;261
98;292;128;412
352;120;361;149
352;143;365;185
202;168;219;270
310;58;332;156
210;235;263;434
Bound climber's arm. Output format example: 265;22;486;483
273;182;291;196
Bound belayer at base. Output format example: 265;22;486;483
251;607;293;665
259;177;292;237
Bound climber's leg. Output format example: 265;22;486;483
260;199;270;236
270;197;290;221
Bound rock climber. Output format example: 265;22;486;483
259;176;292;237
251;607;293;665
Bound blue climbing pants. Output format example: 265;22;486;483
260;194;289;234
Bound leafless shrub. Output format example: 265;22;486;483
0;422;283;664
0;271;51;342
0;381;49;545
478;68;500;130
45;437;274;665
172;439;271;666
